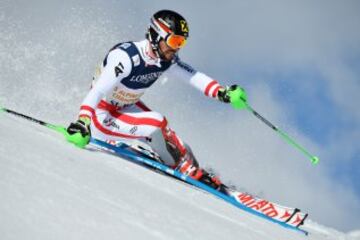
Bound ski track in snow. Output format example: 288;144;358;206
0;114;355;240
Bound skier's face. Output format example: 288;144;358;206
159;40;178;61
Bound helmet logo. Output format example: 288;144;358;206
180;20;189;33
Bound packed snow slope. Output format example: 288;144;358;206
1;113;358;240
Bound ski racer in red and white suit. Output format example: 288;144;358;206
66;10;247;189
80;40;221;147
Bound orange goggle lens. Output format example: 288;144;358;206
166;34;187;49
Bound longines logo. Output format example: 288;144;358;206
129;71;163;84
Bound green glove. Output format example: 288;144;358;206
217;85;248;109
66;117;91;148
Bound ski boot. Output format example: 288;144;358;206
175;158;225;192
162;128;224;191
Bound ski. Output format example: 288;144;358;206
89;138;309;235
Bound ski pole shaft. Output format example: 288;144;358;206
0;106;66;135
245;105;319;165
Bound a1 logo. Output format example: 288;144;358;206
114;62;124;77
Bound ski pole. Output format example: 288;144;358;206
228;88;319;165
0;106;67;135
245;104;319;165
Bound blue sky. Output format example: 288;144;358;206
264;68;359;193
0;0;359;232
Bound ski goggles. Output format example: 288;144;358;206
165;33;187;50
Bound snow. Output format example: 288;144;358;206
0;113;356;240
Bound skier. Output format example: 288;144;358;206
66;10;247;190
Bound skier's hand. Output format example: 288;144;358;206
66;117;91;148
217;85;248;109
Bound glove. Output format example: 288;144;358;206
217;85;248;109
66;117;91;148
